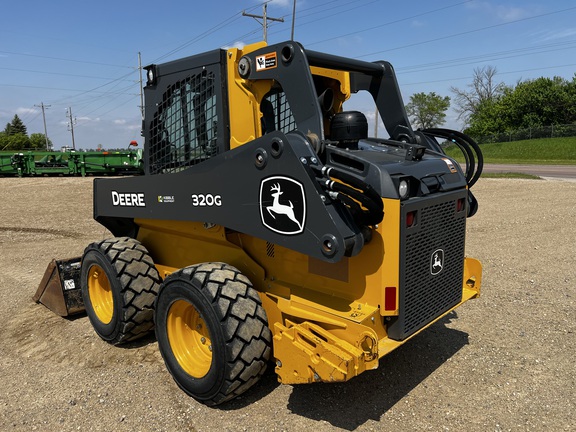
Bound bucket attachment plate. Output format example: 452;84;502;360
34;258;85;316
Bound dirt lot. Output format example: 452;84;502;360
0;177;574;432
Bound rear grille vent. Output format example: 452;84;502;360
388;192;466;340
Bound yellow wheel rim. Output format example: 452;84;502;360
167;299;213;378
87;264;114;324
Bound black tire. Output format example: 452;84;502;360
155;262;272;406
81;237;161;345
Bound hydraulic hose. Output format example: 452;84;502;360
323;179;383;226
422;128;484;188
313;165;384;227
322;166;383;213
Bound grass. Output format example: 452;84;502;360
443;136;576;165
480;172;542;180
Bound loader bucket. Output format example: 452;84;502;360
34;258;85;317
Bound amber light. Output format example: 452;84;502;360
384;286;397;311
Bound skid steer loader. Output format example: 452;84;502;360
35;40;483;406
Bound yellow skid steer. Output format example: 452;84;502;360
36;40;483;405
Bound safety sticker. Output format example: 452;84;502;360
256;52;277;71
63;279;76;291
442;158;458;173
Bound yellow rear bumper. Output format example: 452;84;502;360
273;257;482;384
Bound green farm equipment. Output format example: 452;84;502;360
0;149;143;177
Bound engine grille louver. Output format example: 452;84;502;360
388;191;467;341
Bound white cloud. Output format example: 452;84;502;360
270;0;293;8
336;35;363;48
126;123;141;131
77;116;100;123
467;1;534;22
113;118;140;131
222;41;246;50
494;5;531;21
537;28;576;41
16;107;37;115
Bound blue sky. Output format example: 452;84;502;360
2;0;576;150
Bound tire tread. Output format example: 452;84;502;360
84;237;161;344
162;262;272;405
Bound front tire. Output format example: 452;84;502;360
155;263;272;406
80;237;161;345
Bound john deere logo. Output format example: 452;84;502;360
260;176;306;235
430;249;444;275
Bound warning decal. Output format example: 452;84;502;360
442;158;458;173
255;52;277;71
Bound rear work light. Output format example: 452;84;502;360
398;179;409;199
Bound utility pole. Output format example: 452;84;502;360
35;102;51;150
66;107;77;150
138;52;144;121
291;0;297;40
242;2;284;42
374;105;379;138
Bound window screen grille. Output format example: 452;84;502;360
263;91;296;134
149;70;218;174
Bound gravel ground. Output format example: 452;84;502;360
0;177;574;432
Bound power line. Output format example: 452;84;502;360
0;50;133;69
305;0;468;47
0;66;134;82
261;0;379;43
153;12;244;62
150;3;266;63
396;40;576;74
0;82;135;95
401;62;576;87
18;106;42;125
356;5;576;59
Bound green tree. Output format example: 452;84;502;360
4;114;28;136
1;114;32;150
465;75;576;137
405;92;451;129
464;99;508;137
0;133;30;150
30;133;52;150
502;76;576;127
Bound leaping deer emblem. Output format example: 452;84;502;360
431;249;444;275
266;183;303;230
433;253;442;271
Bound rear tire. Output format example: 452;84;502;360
155;262;272;406
81;237;161;345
